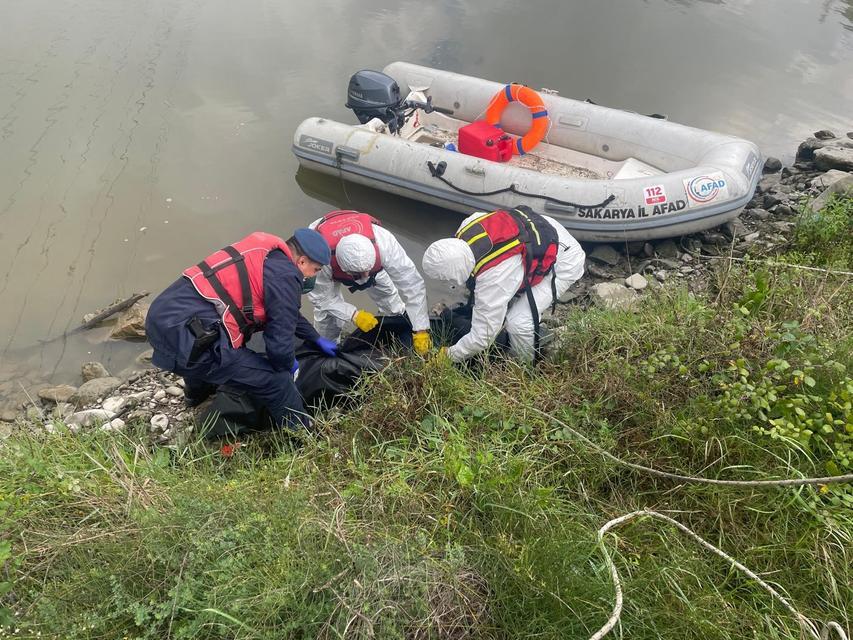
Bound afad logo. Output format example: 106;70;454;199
686;175;727;203
329;220;367;237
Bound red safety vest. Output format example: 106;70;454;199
182;232;293;349
456;207;559;292
316;210;383;289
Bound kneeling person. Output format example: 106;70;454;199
308;210;431;355
145;229;335;429
422;207;585;362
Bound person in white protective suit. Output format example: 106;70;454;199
308;210;432;355
422;207;585;362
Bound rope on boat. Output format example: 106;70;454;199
487;383;853;488
426;160;616;209
591;510;850;640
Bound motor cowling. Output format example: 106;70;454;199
345;70;406;132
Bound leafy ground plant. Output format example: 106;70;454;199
1;213;852;638
793;192;853;268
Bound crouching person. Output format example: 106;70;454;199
308;210;432;355
145;229;335;429
422;207;585;363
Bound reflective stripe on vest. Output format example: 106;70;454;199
473;238;521;275
456;208;558;290
456;210;527;279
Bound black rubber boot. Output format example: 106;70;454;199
183;380;217;407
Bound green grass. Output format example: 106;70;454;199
793;192;853;269
2;200;852;639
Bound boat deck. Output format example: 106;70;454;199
400;111;665;182
409;125;604;180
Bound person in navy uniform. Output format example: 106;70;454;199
145;228;338;428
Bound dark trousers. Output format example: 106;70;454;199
148;323;307;429
180;346;308;429
145;277;308;429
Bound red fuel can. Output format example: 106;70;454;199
457;120;513;162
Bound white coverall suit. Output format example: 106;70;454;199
425;213;585;362
307;219;431;341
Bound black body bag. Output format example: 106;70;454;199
196;315;414;438
196;309;510;438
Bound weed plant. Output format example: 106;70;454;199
793;192;852;268
1;204;851;639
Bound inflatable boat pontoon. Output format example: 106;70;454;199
293;62;762;242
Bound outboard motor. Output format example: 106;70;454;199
346;69;454;134
346;70;406;133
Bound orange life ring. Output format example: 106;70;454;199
485;84;549;155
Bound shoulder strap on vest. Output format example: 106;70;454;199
456;211;523;276
508;206;560;362
456;211;494;237
345;273;377;293
222;246;254;326
472;238;521;276
196;247;255;342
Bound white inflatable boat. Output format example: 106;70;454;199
292;62;762;242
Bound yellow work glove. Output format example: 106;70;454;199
412;330;432;356
352;309;379;332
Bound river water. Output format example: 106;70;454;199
1;0;852;402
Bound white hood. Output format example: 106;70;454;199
335;234;376;273
422;238;475;286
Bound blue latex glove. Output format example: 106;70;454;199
290;359;299;376
314;337;338;357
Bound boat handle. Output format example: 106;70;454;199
465;165;485;176
544;202;577;215
335;146;360;162
557;115;587;128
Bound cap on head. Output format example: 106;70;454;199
293;227;331;265
335;234;375;273
422;238;475;286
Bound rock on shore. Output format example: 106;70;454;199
109;302;149;340
560;129;851;305
1;132;850;444
4;368;194;445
